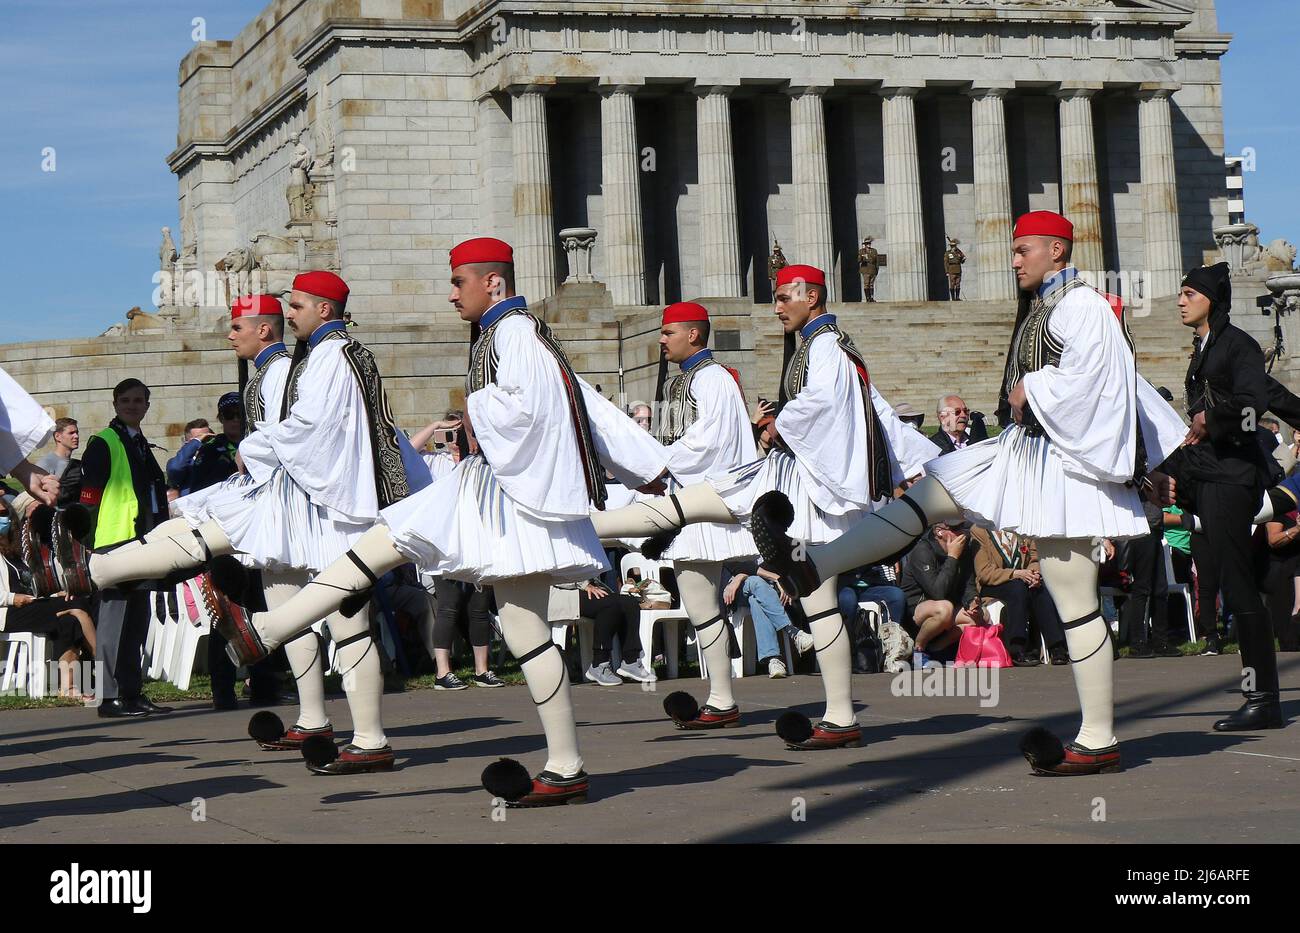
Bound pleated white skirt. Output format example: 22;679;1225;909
925;426;1150;540
381;454;608;585
201;467;370;573
709;449;867;547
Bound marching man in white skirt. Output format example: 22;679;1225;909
750;212;1188;775
184;237;669;806
590;264;939;750
173;293;336;753
86;271;432;775
1;364;58;506
631;301;787;730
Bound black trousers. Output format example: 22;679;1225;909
1118;532;1173;646
981;579;1065;654
95;589;152;700
1188;480;1279;694
432;579;493;650
208;633;283;703
1188;530;1222;639
580;591;642;665
1264;558;1300;651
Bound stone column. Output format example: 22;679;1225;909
881;84;927;301
1056;84;1105;277
695;83;742;297
788;85;836;299
510;82;557;303
969;87;1016;301
599;81;647;306
1138;86;1184;298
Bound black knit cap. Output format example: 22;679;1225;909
1181;261;1232;309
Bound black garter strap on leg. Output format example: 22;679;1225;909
285;628;317;644
331;629;376;678
285;628;321;683
804;607;845;653
344;549;379;585
1061;612;1110;664
515;641;565;707
694;614;740;659
668;493;686;526
898;494;928;530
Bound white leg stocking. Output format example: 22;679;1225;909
253;525;406;649
800;577;856;727
588;483;736;539
1037;538;1116;750
263;571;328;731
674;562;735;711
325;606;386;750
495;576;583;777
89;519;233;589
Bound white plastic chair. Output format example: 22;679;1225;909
620;553;688;678
550;614;596;676
984;598;1051;658
1163;542;1197;643
0;631;48;697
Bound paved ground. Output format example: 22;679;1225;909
3;654;1299;843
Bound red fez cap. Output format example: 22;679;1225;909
292;271;350;304
1013;211;1074;241
450;237;514;268
775;264;827;288
231;294;283;319
662;302;710;326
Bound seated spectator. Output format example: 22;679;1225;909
930;394;979;455
722;564;813;678
1260;510;1300;652
165;418;213;499
579;579;652;684
971;526;1067;666
837;563;906;633
628;401;653;432
0;497;96;698
422;576;504;690
621;569;672;608
900;522;984;668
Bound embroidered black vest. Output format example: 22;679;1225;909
468;307;608;509
659;355;722;446
783;319;893;502
242;348;289;429
280;329;410;509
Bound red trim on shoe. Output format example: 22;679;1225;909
786;722;863;750
258;724;335;751
1029;742;1122;776
307;744;396;775
507;772;590;807
676;705;741;730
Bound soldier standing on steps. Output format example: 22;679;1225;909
858;237;880;302
944;237;966;301
767;240;787;295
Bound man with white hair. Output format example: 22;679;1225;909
930;394;973;455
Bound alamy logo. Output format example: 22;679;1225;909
49;864;151;913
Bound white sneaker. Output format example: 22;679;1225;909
768;658;788;679
617;659;656;683
584;662;623;686
790;628;816;656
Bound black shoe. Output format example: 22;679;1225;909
1213;692;1284;732
1128;642;1155;659
1011;653;1040;668
1152;642;1183;658
133;697;174;715
1048;646;1070;666
212;694;239;712
1200;638;1221;656
97;698;149;719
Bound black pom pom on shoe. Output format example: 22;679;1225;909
209;555;250;604
776;710;814;744
641;530;681;561
61;504;95;542
339;588;374;618
753;491;795;533
1019;727;1065;769
482;757;533;801
663;691;700;724
301;734;340;768
247;710;285;745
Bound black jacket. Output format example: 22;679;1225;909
900;532;980;610
76;418;168;546
1178;313;1274;489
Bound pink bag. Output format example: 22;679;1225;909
955;623;1012;668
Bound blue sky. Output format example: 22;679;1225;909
0;0;1295;342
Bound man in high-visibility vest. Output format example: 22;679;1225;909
78;378;173;719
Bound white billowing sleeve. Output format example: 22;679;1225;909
664;365;757;484
870;382;942;482
774;333;873;507
466;316;593;520
239;341;381;522
0;365;55;474
579;377;670;488
258;355;291;420
1136;376;1188;470
1022;288;1139;484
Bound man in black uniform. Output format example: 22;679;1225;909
1170;262;1284;731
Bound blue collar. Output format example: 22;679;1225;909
480;295;528;330
680;348;713;372
800;312;835;341
1037;266;1079;299
308;320;347;348
253;342;287;369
